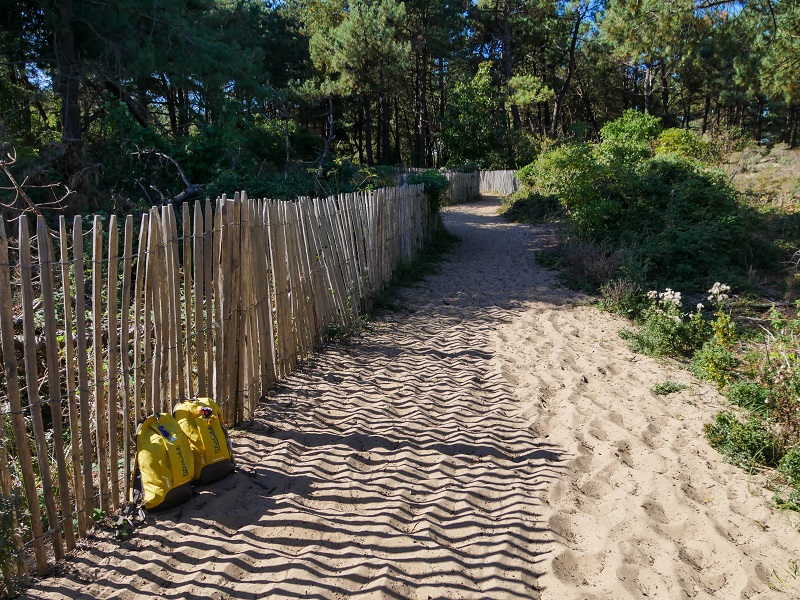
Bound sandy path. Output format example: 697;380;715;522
28;197;800;599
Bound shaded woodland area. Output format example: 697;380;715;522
0;0;798;212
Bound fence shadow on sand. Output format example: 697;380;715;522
29;197;577;599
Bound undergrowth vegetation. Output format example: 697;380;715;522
507;110;745;291
621;283;800;509
505;109;800;512
373;218;460;312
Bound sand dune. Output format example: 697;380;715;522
27;197;800;599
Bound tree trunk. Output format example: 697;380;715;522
54;0;83;177
643;63;653;115
537;103;543;134
784;103;795;145
702;93;711;134
576;72;599;138
365;97;374;166
543;100;551;133
394;96;401;165
380;91;391;164
417;51;428;167
754;96;765;140
162;75;178;135
358;103;364;164
317;96;334;177
502;5;520;130
550;6;583;137
438;56;446;124
660;61;670;124
177;88;189;135
683;93;691;128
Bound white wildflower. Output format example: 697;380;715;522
697;303;704;310
658;288;683;307
647;290;658;300
708;282;731;303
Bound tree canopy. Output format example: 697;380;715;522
0;0;796;211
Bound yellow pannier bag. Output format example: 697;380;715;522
133;413;194;511
173;397;234;484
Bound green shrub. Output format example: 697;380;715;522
692;340;739;387
778;447;800;488
652;380;689;395
619;288;711;357
655;128;712;161
704;411;780;468
746;306;800;448
726;381;770;416
500;189;561;224
776;449;800;508
598;278;646;318
599;109;662;146
407;170;450;212
597;109;661;168
516;161;538;188
525;143;623;235
515;113;744;290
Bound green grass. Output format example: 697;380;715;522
373;220;460;311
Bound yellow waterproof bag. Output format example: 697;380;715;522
132;413;194;511
173;397;234;484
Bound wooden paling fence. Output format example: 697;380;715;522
442;171;480;204
0;184;431;588
479;170;519;196
396;169;481;204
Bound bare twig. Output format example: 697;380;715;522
131;148;200;204
317;94;335;178
134;179;154;204
0;145;72;217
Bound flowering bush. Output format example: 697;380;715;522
619;287;710;357
708;282;736;347
692;282;738;387
700;288;800;510
614;280;800;509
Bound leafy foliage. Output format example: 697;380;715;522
596;109;660;168
726;382;770;416
406;170;449;213
704;411;780;468
655;128;713;161
499;189;561;224
442;63;505;168
778;448;800;492
517;112;744;290
692;341;739;387
652;380;689;395
619;289;710;358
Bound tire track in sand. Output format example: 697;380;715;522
26;197;800;599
